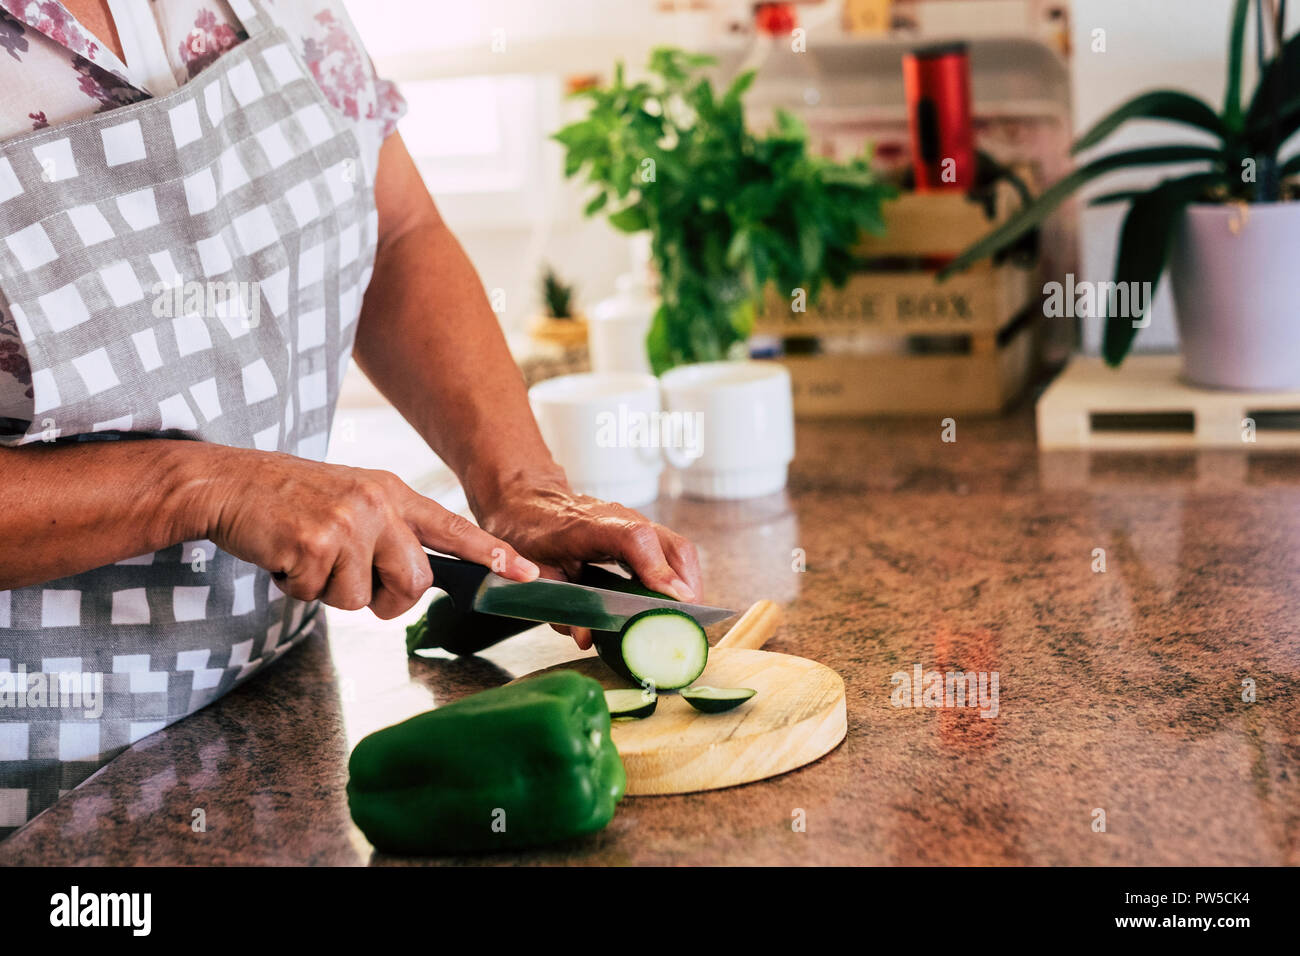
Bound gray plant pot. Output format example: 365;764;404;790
1169;201;1300;391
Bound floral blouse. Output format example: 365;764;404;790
0;0;406;428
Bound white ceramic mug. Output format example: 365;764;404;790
659;360;795;500
528;372;664;507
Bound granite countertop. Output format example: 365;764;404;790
3;401;1298;865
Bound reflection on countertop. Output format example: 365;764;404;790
3;401;1297;865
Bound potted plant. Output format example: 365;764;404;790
554;47;894;374
529;265;588;350
941;0;1300;390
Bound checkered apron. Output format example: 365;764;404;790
0;0;378;836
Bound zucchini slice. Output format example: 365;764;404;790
595;608;708;691
681;686;757;713
604;688;658;720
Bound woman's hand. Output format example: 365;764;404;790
474;475;703;649
198;447;538;619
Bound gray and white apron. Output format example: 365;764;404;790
0;0;377;837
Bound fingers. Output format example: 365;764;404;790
267;472;385;609
272;526;350;605
586;516;694;602
556;524;697;646
548;621;593;649
402;493;539;581
657;526;702;602
318;545;375;611
369;524;435;620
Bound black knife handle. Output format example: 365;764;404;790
417;554;536;658
426;553;492;610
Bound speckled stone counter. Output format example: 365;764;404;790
3;400;1298;865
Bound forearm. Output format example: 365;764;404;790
323;137;700;623
0;438;214;590
351;209;564;518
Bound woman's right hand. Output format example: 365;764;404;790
197;447;539;619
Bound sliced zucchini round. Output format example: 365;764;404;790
595;608;708;691
604;688;658;720
681;686;757;713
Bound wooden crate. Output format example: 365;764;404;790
781;327;1035;415
760;261;1032;338
1037;354;1300;449
853;189;1015;259
755;186;1039;417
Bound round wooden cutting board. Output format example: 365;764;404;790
521;601;847;795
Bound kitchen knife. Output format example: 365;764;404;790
426;553;736;632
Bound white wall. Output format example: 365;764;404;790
402;72;638;333
1069;0;1292;354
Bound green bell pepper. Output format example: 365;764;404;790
347;670;626;854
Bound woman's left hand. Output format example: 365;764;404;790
475;478;703;649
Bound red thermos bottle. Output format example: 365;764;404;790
903;43;975;192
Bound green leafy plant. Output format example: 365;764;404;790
554;47;894;373
541;265;576;319
940;0;1299;366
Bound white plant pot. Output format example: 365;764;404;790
1169;202;1300;391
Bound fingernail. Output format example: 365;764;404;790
669;578;695;602
516;557;540;579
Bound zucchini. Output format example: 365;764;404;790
405;591;536;657
681;686;757;713
604;688;658;720
595;608;708;691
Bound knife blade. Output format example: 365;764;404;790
427;553;736;632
